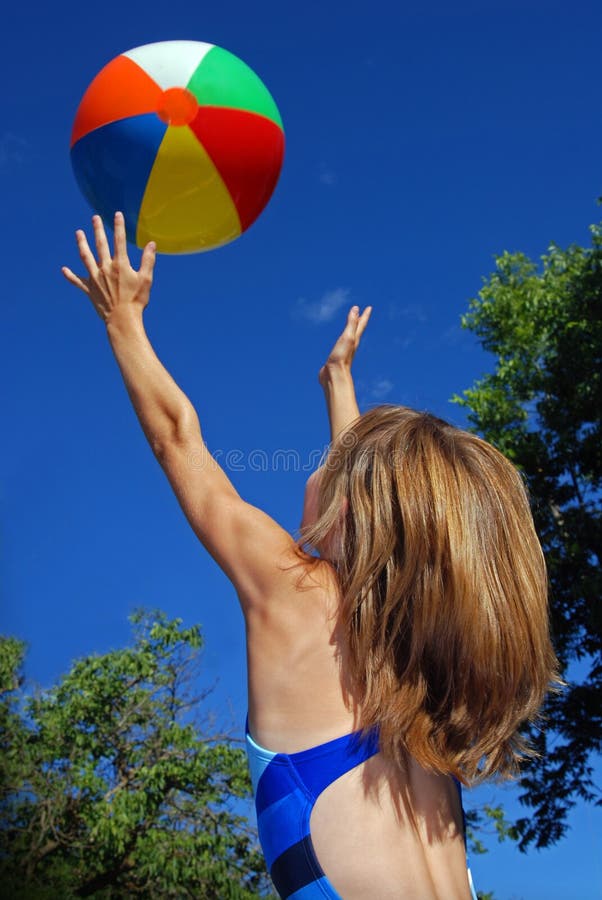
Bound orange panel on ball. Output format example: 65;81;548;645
71;55;163;147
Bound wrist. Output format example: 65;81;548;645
106;305;144;339
320;361;354;388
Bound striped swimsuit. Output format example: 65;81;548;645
245;721;478;900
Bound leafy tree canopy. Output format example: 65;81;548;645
454;220;602;849
0;611;273;898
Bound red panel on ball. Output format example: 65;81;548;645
188;107;285;232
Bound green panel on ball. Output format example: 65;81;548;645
186;46;283;130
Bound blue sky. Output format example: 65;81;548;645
2;0;601;897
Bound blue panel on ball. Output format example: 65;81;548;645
70;114;167;246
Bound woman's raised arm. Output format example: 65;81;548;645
319;305;372;443
62;213;302;615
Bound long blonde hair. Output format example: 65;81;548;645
298;405;560;784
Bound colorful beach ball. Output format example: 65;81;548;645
70;40;285;254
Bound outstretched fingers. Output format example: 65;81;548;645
139;241;157;282
92;215;111;266
62;211;159;325
61;266;90;294
345;305;360;328
113;211;129;262
355;306;372;341
75;228;99;278
344;305;372;344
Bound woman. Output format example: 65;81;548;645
63;213;559;900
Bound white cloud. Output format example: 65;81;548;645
393;334;416;351
0;133;30;169
318;162;337;186
356;377;395;407
295;288;351;324
387;302;428;323
434;324;466;348
368;378;394;401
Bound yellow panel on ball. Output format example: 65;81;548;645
137;125;242;254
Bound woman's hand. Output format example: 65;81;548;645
61;212;157;326
318;305;372;444
318;305;372;388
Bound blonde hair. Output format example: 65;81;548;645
298;405;560;784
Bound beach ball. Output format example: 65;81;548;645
70;40;285;254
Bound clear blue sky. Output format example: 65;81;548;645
2;1;601;897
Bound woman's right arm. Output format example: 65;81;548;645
63;214;310;618
319;306;372;442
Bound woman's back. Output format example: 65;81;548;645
245;562;476;900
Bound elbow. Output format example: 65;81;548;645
150;432;174;464
151;409;202;462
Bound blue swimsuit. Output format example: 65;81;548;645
245;721;478;900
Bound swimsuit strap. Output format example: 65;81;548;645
245;718;380;814
287;727;381;801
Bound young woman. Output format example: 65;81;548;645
63;213;559;900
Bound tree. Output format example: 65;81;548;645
0;611;274;898
454;220;602;849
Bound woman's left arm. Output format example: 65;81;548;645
63;213;301;613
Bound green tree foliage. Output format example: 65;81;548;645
0;612;274;898
454;221;602;849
